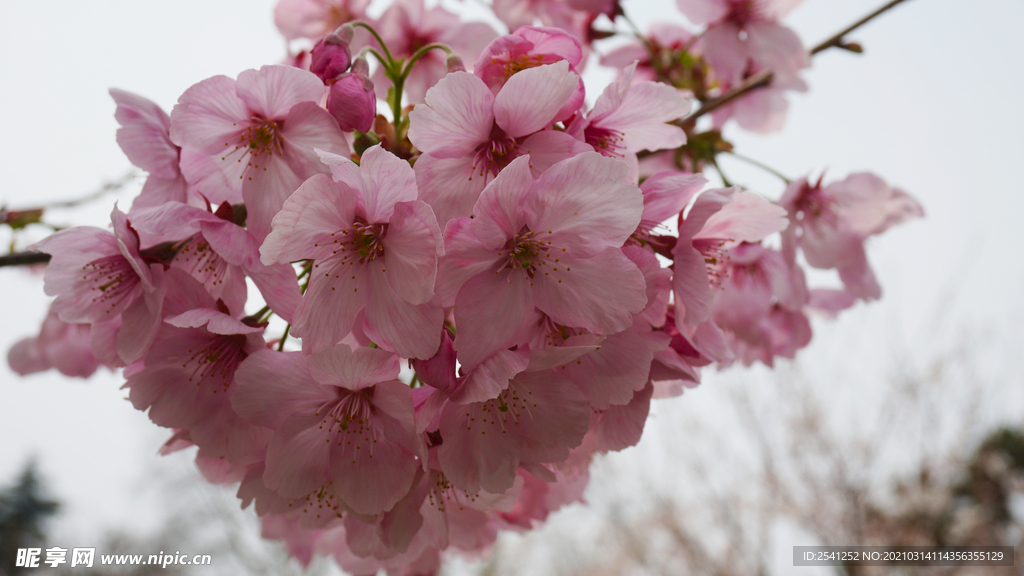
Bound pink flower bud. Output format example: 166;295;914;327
310;26;354;82
327;57;375;132
445;54;465;73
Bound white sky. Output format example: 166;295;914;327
1;0;1022;571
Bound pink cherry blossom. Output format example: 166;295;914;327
8;305;102;378
779;173;923;300
169;65;350;241
31;207;167;364
679;0;808;85
232;346;423;516
110;89;205;214
491;0;599;45
130;201;302;323
372;0;498;104
710;242;811;366
567;63;690;180
408;61;590;226
436;369;590;493
274;0;369;41
474;26;585;122
673;187;788;328
260;145;443;358
436;153;647;368
127;303;272;465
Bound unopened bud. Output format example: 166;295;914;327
327;57;376;132
445;54;465;73
310;26;354;82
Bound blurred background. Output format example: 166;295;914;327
1;0;1023;574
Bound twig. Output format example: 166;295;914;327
810;0;911;56
0;251;50;268
6;169;137;211
683;0;914;125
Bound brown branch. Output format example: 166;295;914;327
683;0;914;125
0;251;51;268
810;0;912;55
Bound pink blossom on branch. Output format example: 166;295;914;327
260;145;443;358
408;61;590;226
30;207;168;365
232;346;424;516
436;152;647;368
169;65;350;242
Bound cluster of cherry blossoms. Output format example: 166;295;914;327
7;0;923;573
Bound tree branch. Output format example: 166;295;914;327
682;0;914;125
0;251;50;268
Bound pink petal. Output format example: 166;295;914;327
169;75;248;154
407;72;495;158
261;173;359;265
531;248;647;335
640;172;708;228
702;23;748;85
232;350;329;429
560;330;654;409
434;218;504;307
235;65;327;120
470;156;533;251
529;152;642;258
382;201;442;305
412;153;486;227
115;270;165;364
165;308;263;335
493;61;578;139
291;260;367;353
438;400;519;493
362;261;444;359
264;412;334;498
308;345;401;390
453;270;535;368
451;346;530;404
675;0;730;24
518;130;593;176
347;146;418;224
242;151;308;243
110;88;179;180
696;190;789;243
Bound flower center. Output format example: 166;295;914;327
584;125;625;158
80;254;142;314
174;234;229;292
184;334;249;392
497;228;552;278
317;389;378;459
503;53;547;80
794;186;840;228
693;238;731;289
472;126;521;180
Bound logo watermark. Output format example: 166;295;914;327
15;548;212;569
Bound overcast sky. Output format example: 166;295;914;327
1;0;1022;571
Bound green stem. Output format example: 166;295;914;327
351;22;395;66
711;159;733;187
402;43;453;77
277;324;291;352
253;305;272;322
724;151;790;183
390;43;452;124
361;47;393;75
